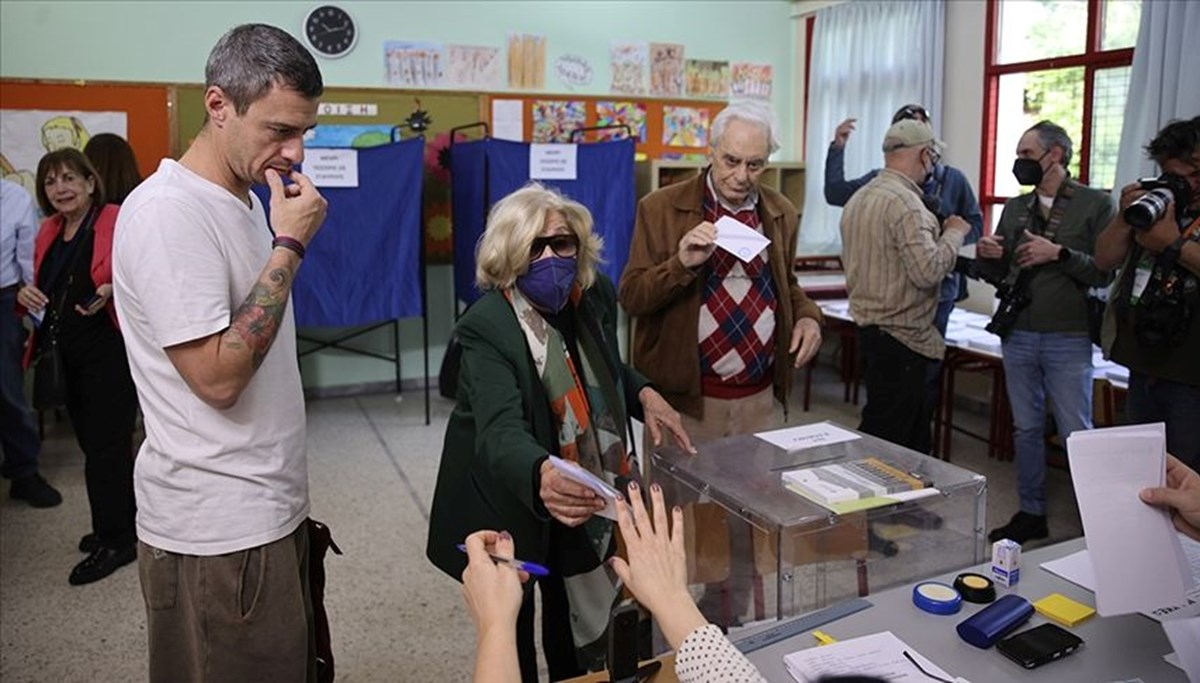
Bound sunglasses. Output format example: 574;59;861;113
529;234;579;259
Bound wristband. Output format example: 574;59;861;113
272;236;306;260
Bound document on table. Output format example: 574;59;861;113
1065;423;1194;616
1040;533;1200;622
713;215;770;262
755;422;861;452
1162;616;1200;681
783;631;955;683
546;456;619;520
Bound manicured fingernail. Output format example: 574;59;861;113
499;531;511;541
651;483;661;494
673;505;682;514
628;481;639;490
615;492;624;502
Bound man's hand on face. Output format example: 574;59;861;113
831;118;857;149
265;169;328;247
677;221;717;269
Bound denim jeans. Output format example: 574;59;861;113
0;290;41;481
1001;330;1094;515
1127;372;1200;471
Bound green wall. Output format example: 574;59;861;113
1;0;797;391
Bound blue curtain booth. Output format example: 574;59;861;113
253;138;424;327
450;137;636;306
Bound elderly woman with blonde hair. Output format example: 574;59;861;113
427;183;693;681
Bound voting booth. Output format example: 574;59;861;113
651;422;987;624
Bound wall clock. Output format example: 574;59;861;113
304;5;358;59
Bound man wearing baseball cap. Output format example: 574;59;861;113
840;120;971;453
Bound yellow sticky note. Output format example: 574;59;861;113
1034;593;1095;627
812;630;838;646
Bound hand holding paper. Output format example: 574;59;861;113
544;456;620;522
714;215;771;262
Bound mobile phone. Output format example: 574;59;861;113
83;293;103;309
996;623;1083;669
607;603;641;682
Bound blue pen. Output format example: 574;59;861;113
456;543;550;577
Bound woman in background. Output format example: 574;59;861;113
84;133;142;205
15;148;138;585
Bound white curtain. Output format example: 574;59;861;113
1111;1;1200;189
800;0;945;255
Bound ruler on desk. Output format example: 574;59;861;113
730;597;873;654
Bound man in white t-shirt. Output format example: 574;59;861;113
112;24;327;682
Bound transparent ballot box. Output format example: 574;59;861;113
650;422;986;625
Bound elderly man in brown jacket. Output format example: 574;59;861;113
619;100;823;627
620;100;823;441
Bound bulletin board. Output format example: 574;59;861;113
484;94;727;159
177;85;484;264
0;79;172;180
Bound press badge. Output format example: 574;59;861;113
1130;256;1154;305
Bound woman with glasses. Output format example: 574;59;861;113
427;183;693;682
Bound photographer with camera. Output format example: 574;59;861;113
978;121;1115;545
1094;116;1200;470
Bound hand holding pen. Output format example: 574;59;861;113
459;531;532;639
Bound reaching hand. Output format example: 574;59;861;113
832;118;857;149
1015;233;1061;268
677;222;717;269
265;168;328;248
639;386;696;454
610;481;707;650
461;530;526;683
539;460;605;527
1140;455;1200;542
977;234;1005;260
790;317;822;368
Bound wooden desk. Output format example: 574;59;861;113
564;655;678;683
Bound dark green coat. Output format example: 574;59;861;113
426;274;650;581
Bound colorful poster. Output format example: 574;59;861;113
385;41;446;87
531;100;586;143
304;124;394;149
731;63;773;99
508;33;546;89
595;101;647;142
649;43;685;97
662;106;709;148
0;109;127;201
447;45;502;89
685;59;731;98
609;41;647;95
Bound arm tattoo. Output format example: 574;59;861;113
225;267;292;369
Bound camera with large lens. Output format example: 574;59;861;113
985;282;1031;339
1123;173;1193;230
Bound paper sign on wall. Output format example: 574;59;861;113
303;149;359;187
529;144;577;180
492;99;524;141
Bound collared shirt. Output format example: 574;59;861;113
841;168;965;359
0;179;38;288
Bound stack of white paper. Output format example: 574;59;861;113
1066;423;1194;616
783;631;955;683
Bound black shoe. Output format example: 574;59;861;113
79;533;100;553
69;544;137;585
10;474;63;508
988;511;1048;544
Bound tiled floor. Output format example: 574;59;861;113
0;360;1084;681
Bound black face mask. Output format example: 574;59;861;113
1012;151;1049;186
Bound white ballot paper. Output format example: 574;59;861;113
1066;423;1194;616
547;456;619;520
783;631;955;683
755;421;861;452
714;215;770;262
